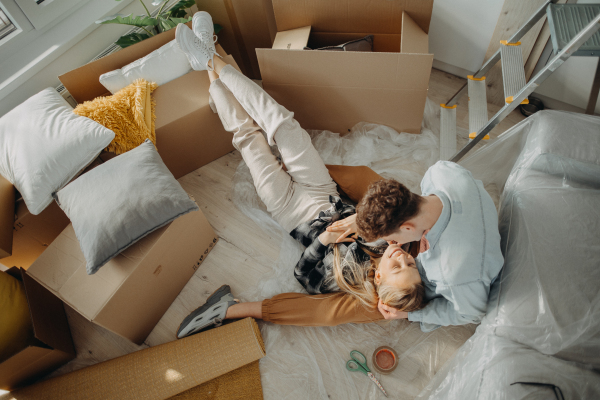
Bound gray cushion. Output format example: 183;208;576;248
56;140;199;275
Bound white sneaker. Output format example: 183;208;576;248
192;12;217;51
175;23;214;71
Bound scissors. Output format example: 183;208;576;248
346;350;388;397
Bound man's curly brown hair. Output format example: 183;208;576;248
356;179;423;241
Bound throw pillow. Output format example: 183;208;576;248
99;40;192;94
0;88;115;215
73;79;157;155
55;140;199;275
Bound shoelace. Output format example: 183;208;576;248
195;31;222;71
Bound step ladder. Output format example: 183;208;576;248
440;0;600;163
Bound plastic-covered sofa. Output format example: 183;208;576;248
418;111;600;399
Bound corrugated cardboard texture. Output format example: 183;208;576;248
0;176;14;258
0;268;75;391
11;318;265;400
196;0;276;79
257;48;432;134
27;209;218;344
271;0;434;34
168;361;262;400
0;201;70;270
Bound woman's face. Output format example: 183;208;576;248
375;243;421;290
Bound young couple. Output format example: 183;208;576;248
174;13;504;339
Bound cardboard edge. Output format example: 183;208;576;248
401;11;430;54
21;268;76;356
0;176;15;258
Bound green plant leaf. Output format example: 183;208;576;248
96;13;158;28
169;0;195;12
157;16;177;32
214;23;222;34
165;8;187;18
115;32;150;48
170;16;192;24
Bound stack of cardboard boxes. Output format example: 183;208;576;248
1;0;435;392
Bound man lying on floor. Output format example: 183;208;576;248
175;12;504;339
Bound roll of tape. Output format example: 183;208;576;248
372;346;398;375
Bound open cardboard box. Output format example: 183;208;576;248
0;267;75;391
195;0;277;79
26;208;218;345
257;0;434;135
59;23;237;179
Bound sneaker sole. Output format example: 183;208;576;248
176;285;231;339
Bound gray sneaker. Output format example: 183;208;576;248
176;285;238;339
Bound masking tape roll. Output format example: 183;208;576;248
372;346;399;375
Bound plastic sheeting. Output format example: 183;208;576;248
418;111;600;399
231;99;476;399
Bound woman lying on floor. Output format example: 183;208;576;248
174;14;426;338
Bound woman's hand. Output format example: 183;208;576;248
318;230;355;246
378;299;409;320
326;214;358;243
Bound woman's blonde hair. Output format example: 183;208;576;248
331;244;426;312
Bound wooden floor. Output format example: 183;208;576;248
29;68;527;387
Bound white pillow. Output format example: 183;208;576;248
56;140;199;275
0;88;115;215
99;40;192;93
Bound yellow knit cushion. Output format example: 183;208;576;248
73;79;157;155
0;271;35;362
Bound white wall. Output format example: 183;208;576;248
429;0;504;76
0;0;169;116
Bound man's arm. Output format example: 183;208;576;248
408;281;489;328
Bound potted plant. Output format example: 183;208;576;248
96;0;221;48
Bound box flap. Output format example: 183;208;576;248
21;269;75;355
273;26;311;49
401;11;428;53
0;346;70;391
0;175;14;258
257;48;432;90
272;0;433;34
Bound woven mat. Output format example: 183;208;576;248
12;318;265;400
168;361;262;400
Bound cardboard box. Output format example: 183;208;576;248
27;208;219;345
0;267;75;391
256;0;434;135
59;24;237;179
0;200;70;270
10;318;264;400
196;0;277;79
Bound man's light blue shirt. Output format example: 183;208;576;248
407;161;504;332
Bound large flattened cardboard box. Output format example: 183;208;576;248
59;24;236;179
0;267;75;391
27;209;219;345
195;0;277;79
257;0;434;135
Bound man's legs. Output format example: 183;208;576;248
225;292;384;326
208;76;326;232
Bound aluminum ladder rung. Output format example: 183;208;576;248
500;41;529;105
439;104;457;161
467;76;489;141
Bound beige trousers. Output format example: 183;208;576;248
209;65;338;232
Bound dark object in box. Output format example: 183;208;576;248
0;267;75;391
